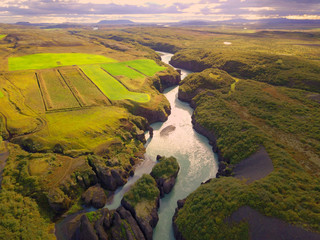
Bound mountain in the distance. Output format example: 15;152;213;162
98;20;134;25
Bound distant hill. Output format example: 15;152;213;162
175;18;320;29
98;20;134;25
15;22;32;25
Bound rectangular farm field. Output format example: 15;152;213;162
38;69;80;110
101;63;146;90
59;67;110;106
80;65;150;103
125;59;166;76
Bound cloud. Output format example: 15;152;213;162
0;0;319;23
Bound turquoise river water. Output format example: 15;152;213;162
105;51;218;240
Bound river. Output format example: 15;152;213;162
106;51;218;239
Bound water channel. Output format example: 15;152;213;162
106;51;218;239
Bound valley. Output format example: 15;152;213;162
0;23;319;240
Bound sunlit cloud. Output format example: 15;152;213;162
0;0;318;23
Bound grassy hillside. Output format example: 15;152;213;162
174;75;320;239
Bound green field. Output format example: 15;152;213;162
40;69;80;109
80;65;150;102
59;67;109;106
101;62;145;79
9;53;117;71
124;59;166;76
0;90;3;98
0;35;6;40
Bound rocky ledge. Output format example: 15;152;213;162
150;156;180;198
172;199;186;240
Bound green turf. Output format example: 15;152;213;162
80;65;150;103
0;90;4;98
101;62;145;79
0;35;6;40
9;53;117;71
124;59;166;76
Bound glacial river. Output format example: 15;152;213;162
106;51;218;240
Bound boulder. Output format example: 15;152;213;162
81;184;107;209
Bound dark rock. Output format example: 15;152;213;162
136;129;146;143
79;215;99;240
163;177;176;194
158;72;181;90
117;206;146;240
148;127;154;138
94;209;109;240
177;199;186;209
81;184;107;209
121;197;160;240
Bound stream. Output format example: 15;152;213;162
105;51;218;239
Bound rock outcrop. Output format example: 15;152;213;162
81;184;107;209
121;196;159;240
172;199;186;240
150;156;180;198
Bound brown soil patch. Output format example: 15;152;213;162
234;146;274;184
227;206;320;240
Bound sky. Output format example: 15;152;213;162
0;0;319;24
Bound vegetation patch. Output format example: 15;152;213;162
123;174;159;208
9;53;117;71
151;156;179;179
0;35;6;40
0;90;3;98
175;79;320;239
80;65;150;103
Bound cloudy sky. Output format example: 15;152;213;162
0;0;319;23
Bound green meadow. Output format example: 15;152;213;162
0;34;6;40
9;53;117;71
0;90;3;98
101;62;145;79
125;59;166;76
80;65;150;102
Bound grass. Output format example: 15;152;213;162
80;65;150;103
123;174;159;218
0;34;6;40
124;59;166;76
9;53;117;71
174;78;320;239
34;106;129;151
0;90;3;98
101;62;146;90
59;67;109;106
40;69;80;110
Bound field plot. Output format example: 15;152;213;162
0;35;6;40
0;90;3;98
58;67;110;106
80;65;150;103
124;59;166;76
38;69;80;110
6;71;44;112
101;62;145;90
9;53;117;71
